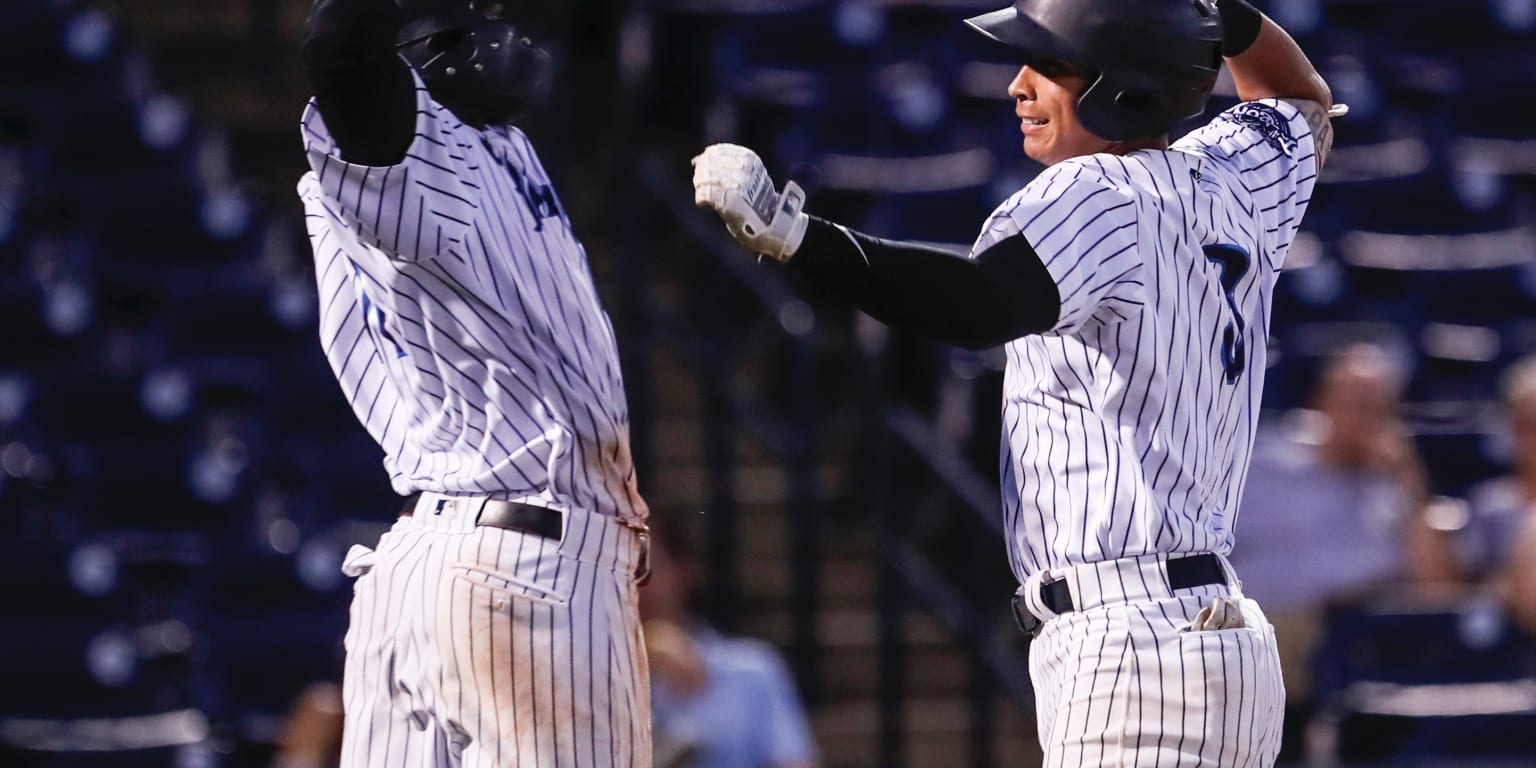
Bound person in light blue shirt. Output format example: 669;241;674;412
641;526;816;768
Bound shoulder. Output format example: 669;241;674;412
998;157;1136;217
1026;156;1129;193
1226;101;1305;151
697;633;791;678
1177;98;1316;161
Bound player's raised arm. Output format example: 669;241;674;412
300;0;416;165
1217;0;1331;108
691;145;1061;350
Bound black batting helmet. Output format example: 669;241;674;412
966;0;1223;142
395;0;554;123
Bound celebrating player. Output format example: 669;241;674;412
297;0;652;765
693;0;1334;764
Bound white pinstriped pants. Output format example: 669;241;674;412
1021;554;1285;767
338;494;651;767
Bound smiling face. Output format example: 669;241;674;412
1007;60;1116;166
1007;60;1170;164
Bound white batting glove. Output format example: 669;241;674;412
1191;596;1248;631
691;144;809;262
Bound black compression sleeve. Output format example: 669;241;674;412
1216;0;1263;57
788;216;1061;350
300;0;416;165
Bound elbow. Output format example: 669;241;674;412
1306;72;1333;111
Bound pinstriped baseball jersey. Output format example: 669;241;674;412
975;99;1319;580
297;69;646;524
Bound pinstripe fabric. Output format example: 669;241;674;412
973;99;1320;582
297;66;646;524
298;62;651;767
1024;567;1284;767
986;100;1320;766
339;496;651;767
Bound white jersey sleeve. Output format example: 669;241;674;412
974;161;1143;334
300;64;480;262
1172;98;1321;271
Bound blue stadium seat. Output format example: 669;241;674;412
0;617;197;719
279;429;399;523
0;608;208;766
0;746;210;768
268;351;361;439
1266;320;1416;408
202;550;348;721
0;5;122;103
91;184;259;268
1450;52;1536;152
859;185;998;244
68;434;258;534
1412;428;1506;496
709;2;864;84
1309;602;1536;762
158;275;304;363
0;294;82;370
1382;0;1536;59
1334;171;1516;238
1414;266;1536;327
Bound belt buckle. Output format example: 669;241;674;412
633;527;652;586
1011;592;1043;638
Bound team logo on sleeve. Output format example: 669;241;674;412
1229;103;1297;157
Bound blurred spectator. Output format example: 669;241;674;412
1230;344;1435;754
1451;356;1536;632
643;525;816;768
272;682;343;768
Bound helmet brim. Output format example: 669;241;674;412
964;7;1074;67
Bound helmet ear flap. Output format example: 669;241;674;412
1074;74;1161;143
1076;69;1209;143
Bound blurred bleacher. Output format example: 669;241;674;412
4;0;1536;766
1;2;387;765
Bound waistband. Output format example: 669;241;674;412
1016;552;1240;630
395;491;650;579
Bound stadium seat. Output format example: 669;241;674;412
158;274;303;363
201;549;348;724
1309;601;1536;762
1415;429;1506;496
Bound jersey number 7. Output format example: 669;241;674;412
1202;245;1250;385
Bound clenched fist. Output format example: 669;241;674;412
691;144;809;262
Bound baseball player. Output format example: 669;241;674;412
296;0;651;765
693;0;1336;764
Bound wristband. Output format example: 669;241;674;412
1217;0;1263;57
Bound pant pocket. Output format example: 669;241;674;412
448;562;571;607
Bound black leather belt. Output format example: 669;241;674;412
399;493;652;584
400;493;565;541
1011;553;1228;637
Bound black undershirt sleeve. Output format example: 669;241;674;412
299;0;416;166
1216;0;1263;57
787;216;1062;350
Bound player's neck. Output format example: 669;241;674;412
1106;135;1170;155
